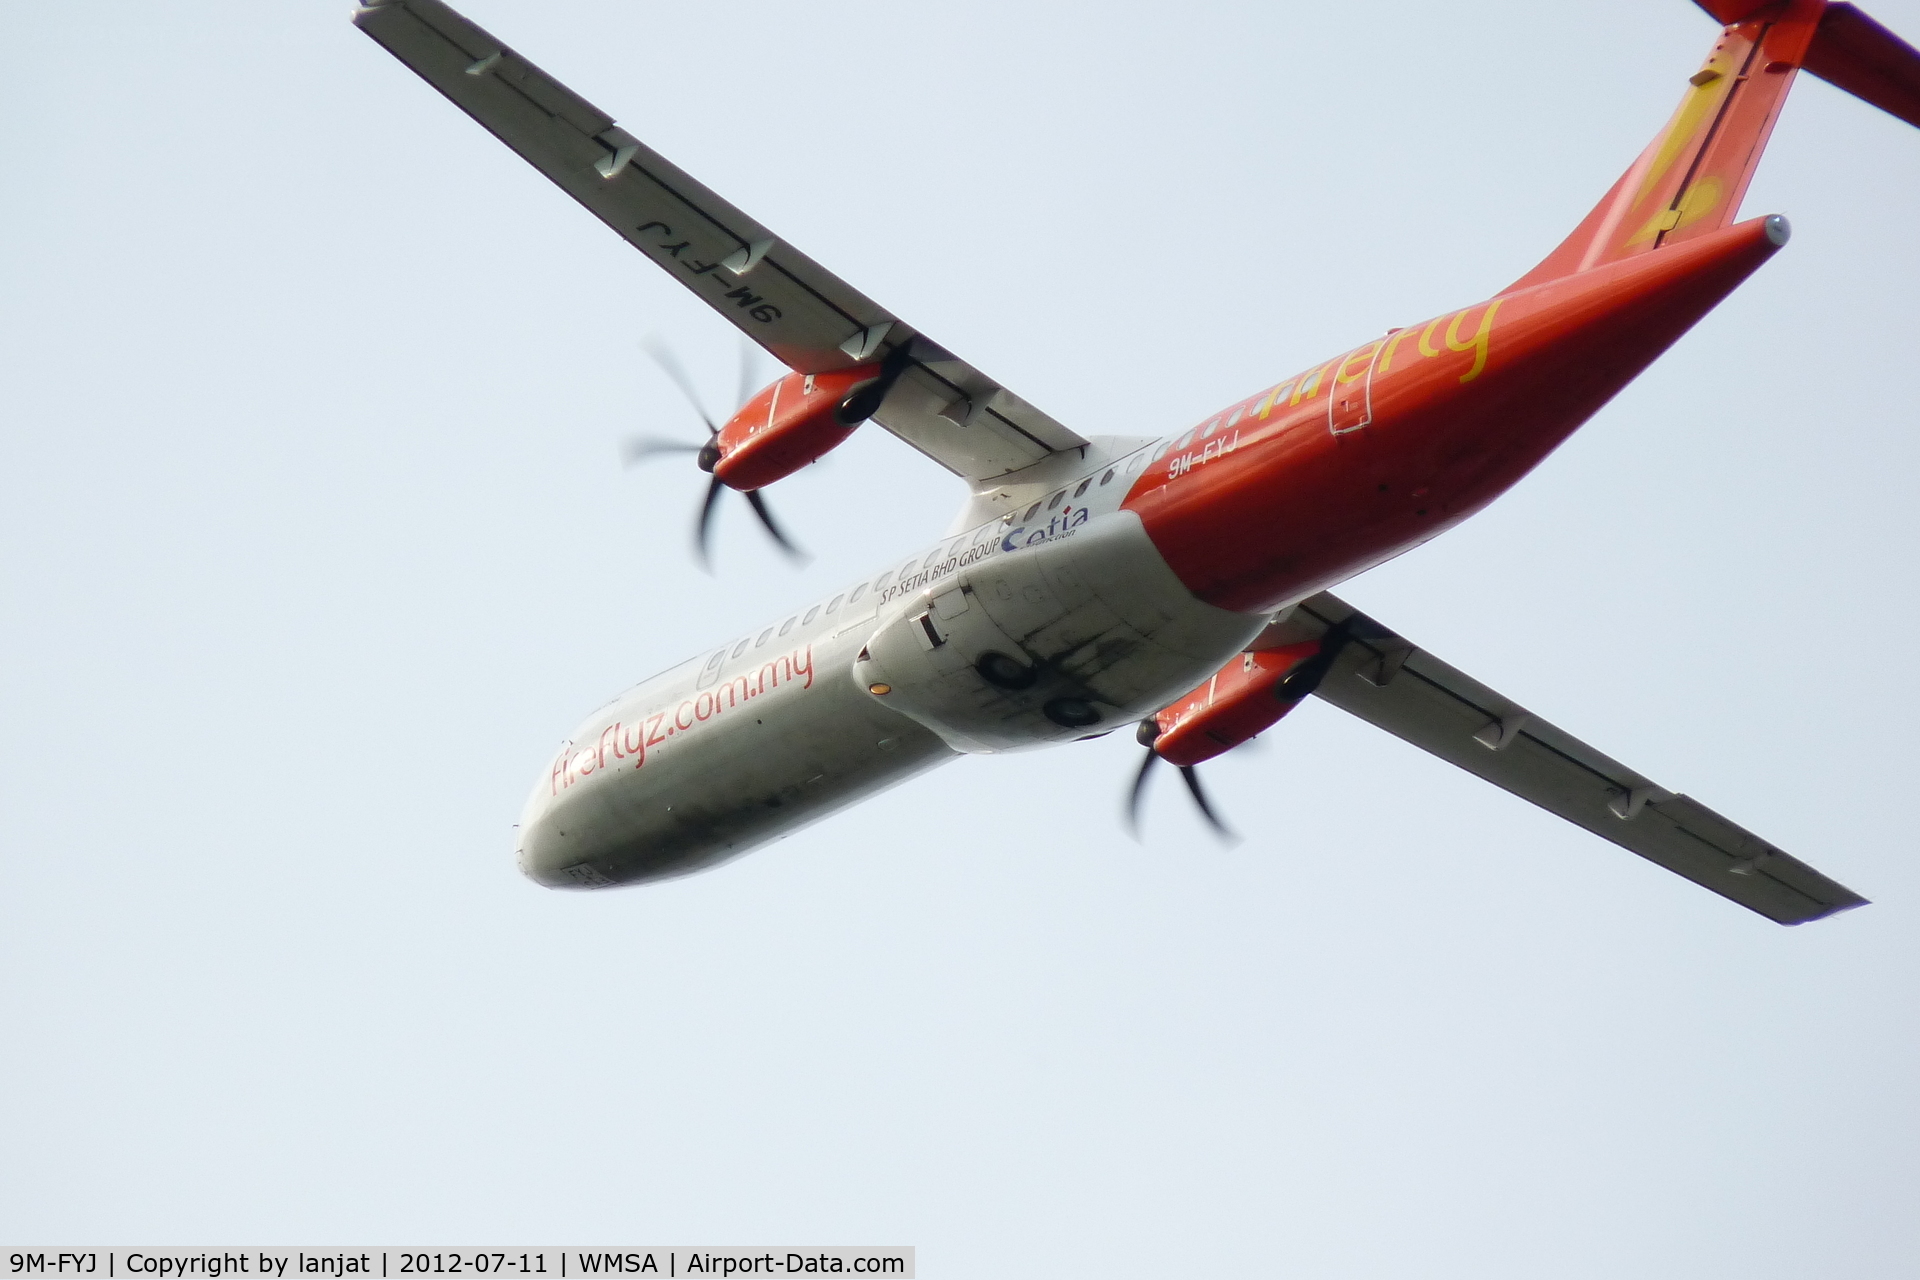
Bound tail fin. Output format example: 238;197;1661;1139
1505;0;1920;294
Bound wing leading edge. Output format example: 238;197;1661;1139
352;0;1087;482
1276;594;1867;925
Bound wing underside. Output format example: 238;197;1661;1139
1273;594;1867;925
352;0;1087;482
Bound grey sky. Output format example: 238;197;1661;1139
3;1;1917;1275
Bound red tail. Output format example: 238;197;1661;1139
1506;0;1920;294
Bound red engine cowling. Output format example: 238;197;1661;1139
711;364;883;492
1150;640;1324;767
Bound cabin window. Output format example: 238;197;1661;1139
757;628;773;646
803;605;820;625
848;583;867;603
1199;417;1223;439
874;570;893;589
1073;479;1091;497
923;545;944;569
731;638;750;658
1226;406;1244;427
1022;503;1041;521
1047;490;1066;510
827;593;844;614
1126;451;1148;474
1100;468;1115;485
779;616;797;636
1171;429;1196;453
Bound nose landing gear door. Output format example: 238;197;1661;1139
1328;337;1384;435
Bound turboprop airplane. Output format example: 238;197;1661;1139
355;0;1919;922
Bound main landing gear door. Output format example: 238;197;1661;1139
1328;337;1384;435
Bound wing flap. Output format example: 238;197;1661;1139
1288;594;1867;925
352;0;1087;481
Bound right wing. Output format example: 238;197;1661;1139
1273;594;1868;926
352;0;1088;483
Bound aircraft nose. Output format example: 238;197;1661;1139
515;804;609;889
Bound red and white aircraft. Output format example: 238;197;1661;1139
356;0;1917;922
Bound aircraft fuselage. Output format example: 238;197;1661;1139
518;216;1785;888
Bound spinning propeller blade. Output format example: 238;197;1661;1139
1124;742;1160;838
639;337;717;435
1122;619;1370;844
626;337;806;570
1178;765;1236;843
744;488;805;561
1125;720;1238;844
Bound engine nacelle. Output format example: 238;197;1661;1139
1150;640;1324;767
711;364;883;491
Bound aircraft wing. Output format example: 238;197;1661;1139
352;0;1088;482
1274;594;1867;926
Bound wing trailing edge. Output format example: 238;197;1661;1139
1269;594;1868;926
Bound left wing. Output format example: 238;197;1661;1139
1269;594;1868;926
352;0;1088;482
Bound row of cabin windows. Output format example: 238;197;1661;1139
1006;465;1121;524
718;455;1143;663
727;575;879;659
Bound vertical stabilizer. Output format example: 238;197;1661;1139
1506;0;1826;293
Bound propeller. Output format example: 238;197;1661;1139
625;337;806;571
1126;718;1240;844
1122;616;1364;845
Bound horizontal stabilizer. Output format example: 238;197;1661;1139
1805;2;1920;128
1274;594;1867;925
1691;1;1920;129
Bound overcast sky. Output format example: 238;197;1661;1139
4;1;1918;1275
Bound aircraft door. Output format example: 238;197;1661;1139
1328;337;1384;435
